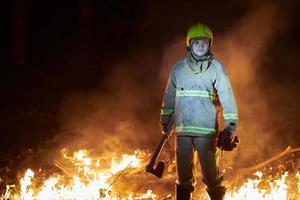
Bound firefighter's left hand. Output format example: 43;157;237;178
224;127;236;142
217;127;239;151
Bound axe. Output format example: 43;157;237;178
146;133;169;178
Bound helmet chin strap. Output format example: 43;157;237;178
190;49;213;62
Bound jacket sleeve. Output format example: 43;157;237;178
214;63;238;129
160;69;176;128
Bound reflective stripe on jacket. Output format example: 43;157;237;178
160;54;238;137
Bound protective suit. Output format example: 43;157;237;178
160;23;238;200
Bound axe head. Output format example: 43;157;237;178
146;161;165;178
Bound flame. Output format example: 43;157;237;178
20;169;34;200
297;172;300;192
128;190;156;200
110;154;139;175
2;149;154;200
223;171;300;200
1;148;299;200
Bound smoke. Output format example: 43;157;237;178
46;53;164;161
41;0;296;173
2;1;299;198
214;2;295;168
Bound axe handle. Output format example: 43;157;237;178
148;133;169;167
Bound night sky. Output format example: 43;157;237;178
1;0;300;169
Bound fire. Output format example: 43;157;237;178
225;171;290;200
20;169;34;200
110;154;139;175
297;172;300;191
1;149;154;200
196;170;300;200
1;148;299;200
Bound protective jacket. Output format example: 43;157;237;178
160;53;238;137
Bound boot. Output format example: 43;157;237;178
206;186;226;200
175;184;192;200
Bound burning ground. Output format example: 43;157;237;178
0;146;300;199
1;0;300;199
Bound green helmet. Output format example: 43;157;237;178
186;23;213;48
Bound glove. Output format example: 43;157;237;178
217;127;239;151
160;115;174;135
160;124;171;135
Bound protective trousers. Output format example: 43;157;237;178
175;136;224;199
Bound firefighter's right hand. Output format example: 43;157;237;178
161;124;172;136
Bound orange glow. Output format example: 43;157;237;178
1;148;299;199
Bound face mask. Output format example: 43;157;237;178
191;39;209;56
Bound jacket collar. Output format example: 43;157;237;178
185;53;213;74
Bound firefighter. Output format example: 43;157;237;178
160;23;238;200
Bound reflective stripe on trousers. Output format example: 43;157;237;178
175;136;221;191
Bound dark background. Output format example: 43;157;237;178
0;0;300;162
